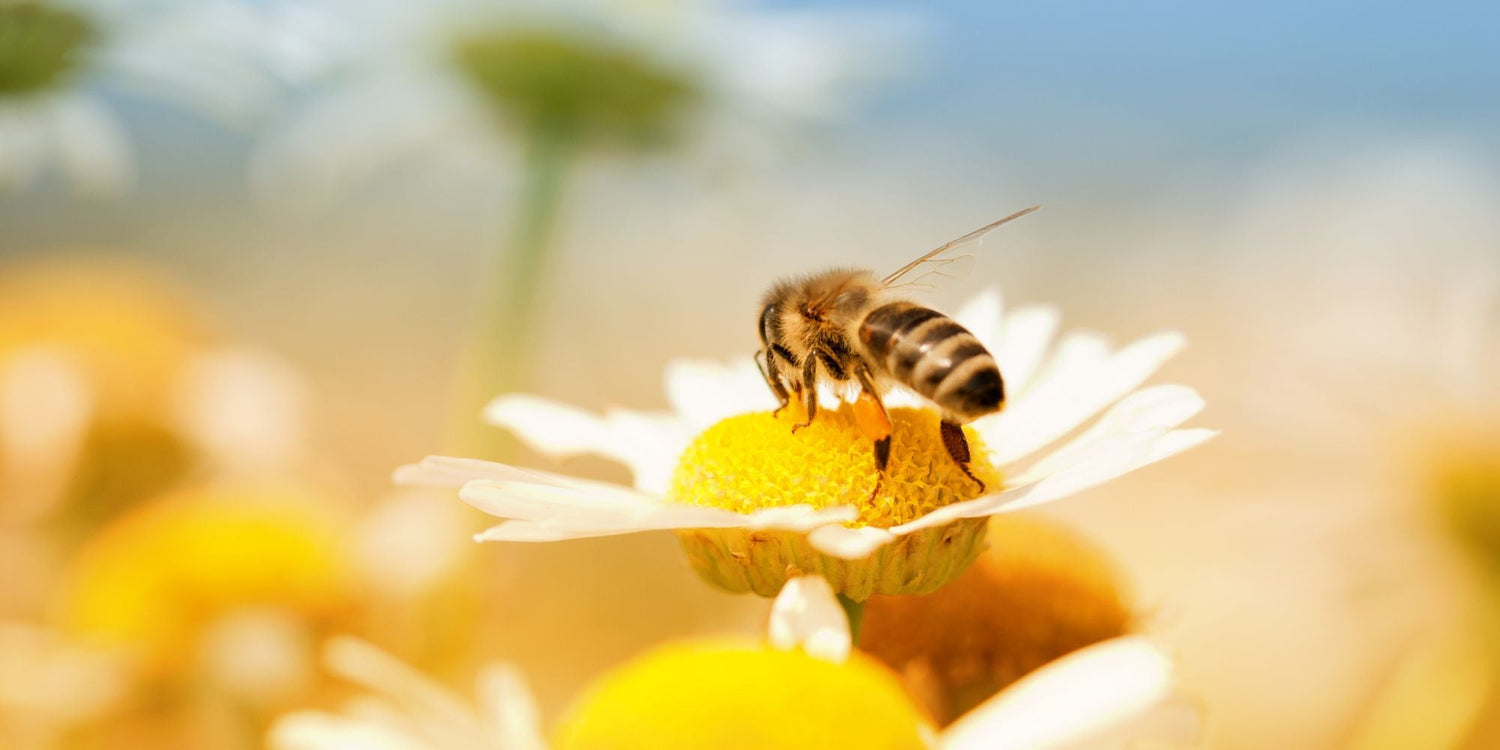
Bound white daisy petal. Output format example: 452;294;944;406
665;358;779;428
994;304;1061;396
1010;384;1205;485
476;663;546;750
483;395;688;493
323;637;483;748
992;428;1216;515
461;475;855;543
0;101;50;190
269;711;430;750
807;524;897;559
768;575;850;663
940;636;1175;750
980;331;1187;466
48;96;131;196
953;287;1005;352
395;455;636;493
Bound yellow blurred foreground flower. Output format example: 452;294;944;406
860;514;1134;725
400;289;1215;599
272;576;1191;750
60;483;351;689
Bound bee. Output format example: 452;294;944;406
756;206;1039;494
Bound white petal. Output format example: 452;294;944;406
268;711;430;750
1009;385;1204;485
664;358;778;429
395;456;643;498
455;470;856;542
941;637;1175;750
807;524;896;559
0;101;51;190
322;637;483;749
979;331;1186;466
991;428;1217;515
953;288;1005;352
483;395;688;493
250;71;481;210
47;96;131;196
476;663;546;750
768;576;850;663
879;425;1216;537
994;305;1061;396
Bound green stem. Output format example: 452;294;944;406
456;119;576;453
838;593;865;645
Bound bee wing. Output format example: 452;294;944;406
880;205;1040;290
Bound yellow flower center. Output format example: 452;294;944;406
61;485;350;674
668;406;999;527
553;639;930;750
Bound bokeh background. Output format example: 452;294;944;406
2;1;1498;748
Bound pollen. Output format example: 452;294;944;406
668;406;999;527
669;406;1000;600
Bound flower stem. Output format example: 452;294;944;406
838;593;865;645
458;118;575;452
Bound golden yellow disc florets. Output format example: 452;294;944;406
553;640;930;750
670;407;1000;600
669;406;998;526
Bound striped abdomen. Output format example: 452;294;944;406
857;301;1005;422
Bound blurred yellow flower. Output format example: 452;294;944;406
0;261;205;523
1427;420;1500;581
554;640;929;750
0;261;205;425
59;483;352;681
272;576;1190;750
859;514;1134;726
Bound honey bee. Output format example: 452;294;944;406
756;206;1040;494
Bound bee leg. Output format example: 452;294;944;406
853;369;892;501
790;358;818;433
939;420;986;493
756;350;792;416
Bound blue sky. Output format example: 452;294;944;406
842;1;1499;152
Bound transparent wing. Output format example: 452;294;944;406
880;205;1040;290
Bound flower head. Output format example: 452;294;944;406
400;289;1215;600
859;514;1135;725
270;576;1194;750
252;0;913;204
0;1;96;96
0;0;327;194
59;483;352;683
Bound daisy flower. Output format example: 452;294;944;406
252;0;911;204
859;514;1137;726
251;0;912;406
60;482;353;697
269;576;1195;750
0;0;330;195
399;289;1215;600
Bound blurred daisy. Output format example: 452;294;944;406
253;0;911;399
0;0;334;195
0;260;314;526
271;576;1193;750
59;483;353;703
859;514;1136;726
253;0;911;204
400;289;1215;600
